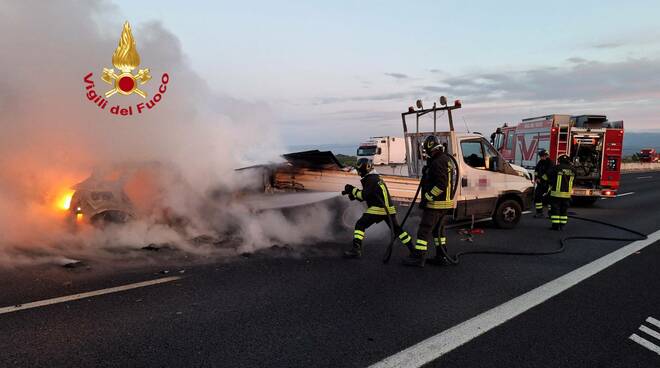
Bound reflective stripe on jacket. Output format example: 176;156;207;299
357;173;397;215
423;152;453;209
548;164;575;198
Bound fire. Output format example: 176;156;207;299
57;190;75;210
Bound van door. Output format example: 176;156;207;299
456;138;511;218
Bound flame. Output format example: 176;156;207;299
57;190;75;210
112;21;141;73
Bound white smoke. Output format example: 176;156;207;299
0;0;342;267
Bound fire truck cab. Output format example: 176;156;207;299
491;114;624;203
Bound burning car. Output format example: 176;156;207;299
63;162;197;227
68;179;135;225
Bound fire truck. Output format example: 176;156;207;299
490;114;624;203
639;148;659;163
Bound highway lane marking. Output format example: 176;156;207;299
647;317;660;329
369;229;660;368
601;192;635;200
0;276;181;315
636;176;653;179
630;334;660;356
638;325;660;342
616;192;635;197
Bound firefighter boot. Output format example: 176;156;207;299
402;253;425;267
343;240;362;259
403;239;428;267
427;238;451;266
534;203;544;218
427;252;450;266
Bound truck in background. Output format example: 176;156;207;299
491;114;624;204
357;136;406;165
639;148;659;163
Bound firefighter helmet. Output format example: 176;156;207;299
423;135;444;156
355;158;373;177
538;149;549;157
558;154;571;164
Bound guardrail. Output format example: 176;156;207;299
621;162;660;172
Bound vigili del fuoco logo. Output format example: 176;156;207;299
83;21;170;116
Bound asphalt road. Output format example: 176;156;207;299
1;172;659;368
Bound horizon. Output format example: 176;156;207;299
110;0;660;146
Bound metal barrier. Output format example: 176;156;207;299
621;162;660;172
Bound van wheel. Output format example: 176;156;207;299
493;199;521;229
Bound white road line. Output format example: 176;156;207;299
637;176;653;179
0;276;181;315
639;325;660;341
630;334;660;355
369;229;660;368
647;317;660;330
601;192;635;200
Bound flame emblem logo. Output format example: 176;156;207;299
101;22;151;98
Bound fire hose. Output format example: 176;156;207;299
435;214;648;265
379;154;647;265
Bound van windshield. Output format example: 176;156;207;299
357;146;377;156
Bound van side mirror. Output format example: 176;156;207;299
491;131;505;151
489;156;499;172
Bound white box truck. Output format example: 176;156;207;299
357;136;406;165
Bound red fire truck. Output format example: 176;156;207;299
491;114;624;203
639;148;659;163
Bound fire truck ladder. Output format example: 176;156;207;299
555;121;571;157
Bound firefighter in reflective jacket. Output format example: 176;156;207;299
404;135;453;268
533;149;554;218
342;158;413;258
547;154;575;230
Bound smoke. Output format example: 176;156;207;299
0;1;340;267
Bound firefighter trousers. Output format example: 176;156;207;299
550;197;569;229
353;213;412;248
413;209;451;256
534;181;550;213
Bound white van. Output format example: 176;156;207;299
268;99;534;228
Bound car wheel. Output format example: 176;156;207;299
493;199;522;229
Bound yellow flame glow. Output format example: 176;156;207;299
112;21;141;73
57;190;75;210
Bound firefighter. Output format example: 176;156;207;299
403;135;453;268
342;158;413;258
548;154;575;230
533;149;553;218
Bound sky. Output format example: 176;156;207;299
112;0;660;144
